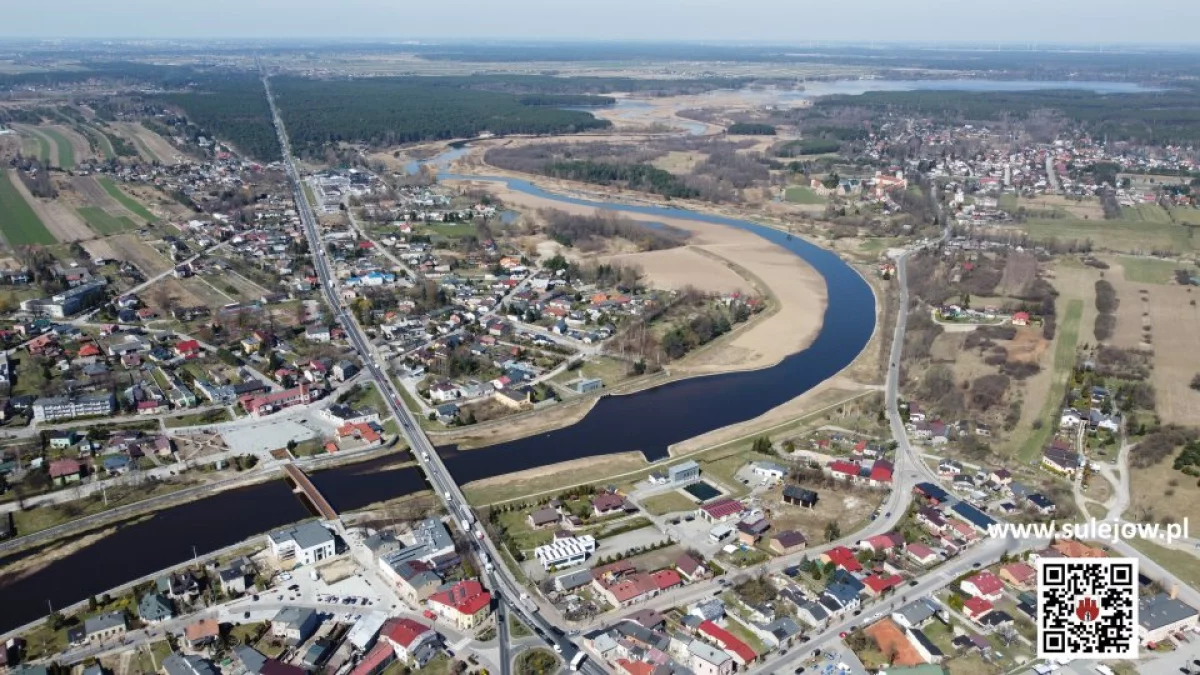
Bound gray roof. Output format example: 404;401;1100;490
138;592;174;621
894;598;938;626
379;518;455;567
670;460;699;475
84;611;127;635
268;521;334;549
1140;593;1199;631
234;646;268;674
273;606;317;629
688;639;732;665
162;653;219;675
555;569;594;591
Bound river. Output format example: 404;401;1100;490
0;151;874;633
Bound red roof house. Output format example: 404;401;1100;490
822;546;862;573
698;620;756;665
862;573;905;596
175;339;201;357
428;580;492;629
651;569;682;591
699;498;745;523
964;596;994;621
961;571;1004;601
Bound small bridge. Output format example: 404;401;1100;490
282;463;339;521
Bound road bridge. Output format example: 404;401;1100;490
282;463;338;521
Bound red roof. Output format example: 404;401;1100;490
907;543;936;559
964;571;1003;596
824;546;862;573
870;463;893;483
863;573;904;594
383;618;431;648
49;458;81;478
349;643;394;675
854;440;867;452
651;569;682;591
78;343;102;357
429;580;491;616
700;498;745;520
829;460;860;477
616;660;655;675
1001;562;1036;584
1013;311;1030;321
176;339;201;353
964;596;994;618
698;620;756;662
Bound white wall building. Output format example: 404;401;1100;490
267;521;335;566
533;535;596;570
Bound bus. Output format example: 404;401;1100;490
569;652;587;671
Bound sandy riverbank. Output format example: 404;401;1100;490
448;178;828;374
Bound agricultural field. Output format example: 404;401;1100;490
21;127;53;165
5;168;91;242
97;176;158;222
1000;193;1105;220
1117;256;1186;285
1023;217;1195;254
1016;297;1083;463
39;126;83;169
0;170;55;245
77;206;137;235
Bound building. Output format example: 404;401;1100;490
999;562;1036;590
32;392;116;422
242;384;314;416
770;530;807;555
268;521;335;566
697;620;756;667
960;572;1004;602
381;559;441;605
21;279;106;318
528;506;560;529
84;612;127;643
380;618;439;667
687;639;735;675
376;518;456;569
184;619;221;649
782;485;818;508
698;498;744;524
554;569;595;593
892;599;940;630
137;592;174;624
1139;594;1200;644
218;556;255;596
428;579;492;630
272;607;321;645
668;460;700;484
533;535;597;570
751;461;787;481
162;653;219;675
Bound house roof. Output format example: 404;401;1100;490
1000;562;1036;584
1140;593;1200;631
964;596;994;617
49;458;81;478
698;620;756;662
675;553;703;576
863;573;904;594
824;546;862;572
383;618;431;648
429;579;491;616
964;571;1003;596
185;619;220;642
651;569;682;590
773;530;807;549
700;498;744;520
907;543;936;559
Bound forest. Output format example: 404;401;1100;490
270;78;611;156
539;209;688;252
157;76;281;161
727;123;776;135
515;94;616;107
541;160;699;199
812;89;1200;145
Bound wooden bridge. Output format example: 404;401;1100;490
282;463;339;521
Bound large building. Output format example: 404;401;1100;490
428;579;492;630
32;392;116;423
267;521;335;566
241;384;314;416
533;535;597;571
1139;593;1199;645
21;279;106;318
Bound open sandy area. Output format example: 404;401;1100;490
7;169;91;242
601;247;750;295
449;178;828;375
105;233;173;276
115;123;187;164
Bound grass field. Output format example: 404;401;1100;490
26;130;51;164
1024;217;1195;254
0;170;56;245
1121;204;1173;223
39;127;75;169
784;186;825;205
1018;299;1083;463
1127;538;1200;592
641;491;699;515
97;176;157;222
425;222;477;239
1118;256;1184;285
77;206;137;235
84;125;116;160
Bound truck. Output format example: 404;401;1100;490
460;519;471;533
569;652;587;671
482;553;494;573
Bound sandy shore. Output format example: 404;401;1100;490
449;179;828;374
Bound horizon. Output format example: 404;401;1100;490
4;0;1200;46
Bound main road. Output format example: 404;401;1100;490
261;74;603;674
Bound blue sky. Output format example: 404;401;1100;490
7;0;1200;44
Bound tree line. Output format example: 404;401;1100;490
540;209;688;252
727;123;776;135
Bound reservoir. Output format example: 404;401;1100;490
0;155;874;633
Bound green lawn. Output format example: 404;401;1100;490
97;176;157;222
84;125;116;160
1126;538;1200;592
165;408;233;428
1019;298;1083;463
1119;256;1186;285
0;170;56;245
784;186;825;205
550;356;631;388
39;127;75;169
425;222;477;239
25;130;51;164
1024;217;1194;254
77;206;137;235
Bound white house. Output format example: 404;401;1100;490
267;521;336;566
533;535;596;570
751;461;787;481
1059;409;1084;429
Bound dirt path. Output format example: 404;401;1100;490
6;169;91;242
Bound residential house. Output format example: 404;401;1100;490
687;640;735;675
905;543;940;567
696;621;756;667
382;560;442;605
892;599;940;630
592;493;627;517
84;612;127;643
999;563;1037;590
49;458;83;486
770;530;807;555
859;532;905;555
1043;446;1082;475
821;546;862;573
428;580;492;630
675;553;707;582
267;521;335;566
380;618;439;668
184;619;221;649
218;557;256;596
271;607;321;645
137;592;174;624
963;597;994;623
782;485;818;508
960;572;1004;602
161;653;219;675
528;507;560;529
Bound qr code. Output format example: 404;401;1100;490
1037;557;1139;659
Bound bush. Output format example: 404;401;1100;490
1095;280;1119;314
1094;313;1117;341
969;374;1010;411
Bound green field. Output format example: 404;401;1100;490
38;127;75;169
1121;203;1173;223
97;176;157;222
0;170;56;245
77;206;137;235
1119;256;1186;285
1024;217;1195;254
1019;298;1083;463
83;125;116;160
25;130;51;164
425;222;477;239
784;185;825;205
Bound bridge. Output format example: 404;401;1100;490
282;463;339;521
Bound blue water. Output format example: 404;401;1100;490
434;171;876;483
722;78;1162;103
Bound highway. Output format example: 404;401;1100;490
262;73;603;675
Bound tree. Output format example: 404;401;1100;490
946;594;965;612
824;521;841;542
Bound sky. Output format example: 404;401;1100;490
6;0;1200;45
